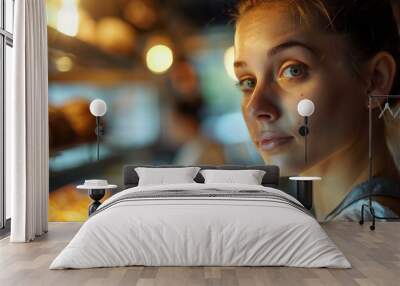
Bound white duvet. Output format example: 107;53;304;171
50;183;351;269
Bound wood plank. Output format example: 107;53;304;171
0;222;399;286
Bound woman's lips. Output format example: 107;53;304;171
258;134;294;151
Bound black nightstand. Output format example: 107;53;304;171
77;180;118;215
289;177;321;210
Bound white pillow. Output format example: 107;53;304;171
135;167;200;186
200;169;266;185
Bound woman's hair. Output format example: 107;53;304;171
236;0;400;95
236;0;400;171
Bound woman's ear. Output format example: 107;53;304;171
364;51;397;108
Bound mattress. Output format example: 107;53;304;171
50;183;351;269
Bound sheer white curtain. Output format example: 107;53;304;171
7;0;49;242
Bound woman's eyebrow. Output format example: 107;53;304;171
268;40;319;57
234;61;247;68
233;40;318;69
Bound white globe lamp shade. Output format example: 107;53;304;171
297;99;315;117
90;99;107;117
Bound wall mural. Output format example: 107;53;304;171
47;0;400;223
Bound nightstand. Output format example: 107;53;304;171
77;180;118;215
289;177;321;210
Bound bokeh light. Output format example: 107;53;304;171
96;17;136;56
77;10;97;45
146;44;174;74
55;56;73;72
124;0;157;30
57;0;79;37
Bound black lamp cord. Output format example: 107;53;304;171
304;116;308;164
96;116;100;161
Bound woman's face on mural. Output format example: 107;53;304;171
234;5;368;176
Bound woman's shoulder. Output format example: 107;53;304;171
325;177;400;221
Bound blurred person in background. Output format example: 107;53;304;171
167;56;226;165
169;97;225;165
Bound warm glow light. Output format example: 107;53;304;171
124;0;157;30
57;0;79;37
77;10;97;45
55;56;73;72
146;44;174;74
224;46;237;81
96;17;136;56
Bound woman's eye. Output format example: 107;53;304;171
281;64;307;79
237;79;256;93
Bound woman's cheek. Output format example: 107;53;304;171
241;97;250;121
241;99;258;143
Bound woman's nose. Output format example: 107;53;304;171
245;90;280;123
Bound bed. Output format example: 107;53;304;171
50;165;351;269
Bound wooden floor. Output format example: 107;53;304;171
0;222;399;286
